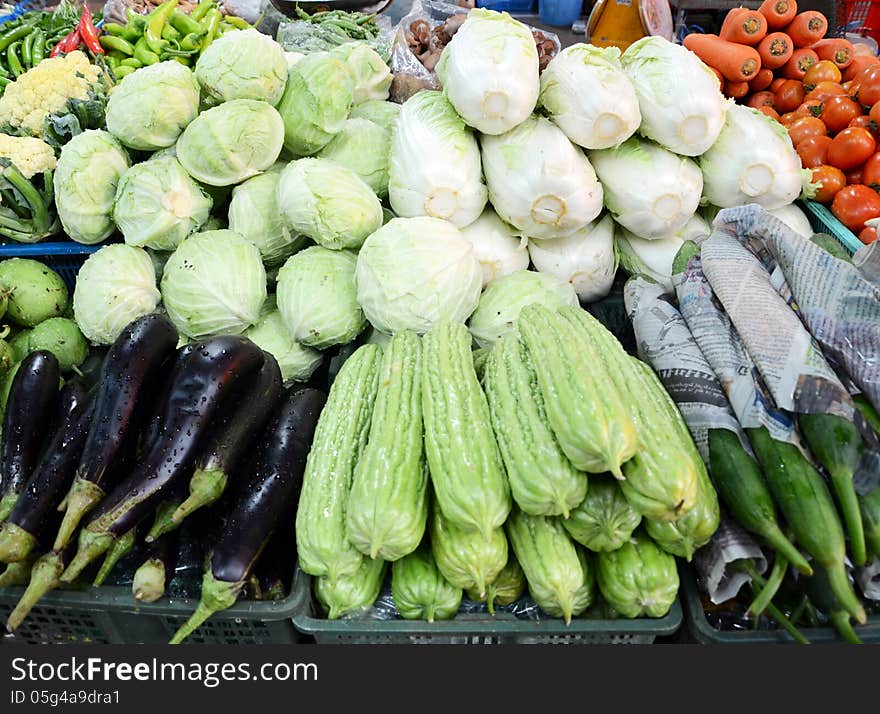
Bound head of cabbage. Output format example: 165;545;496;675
330;42;391;105
275;52;355;157
589;136;703;240
388;90;487;229
55;130;130;245
195;29;289;106
113;156;213;252
468;270;579;349
355;216;482;335
458;208;529;288
539;44;641;151
176;99;284;187
350;100;400;133
105;61;200;151
228;170;308;266
276;158;383;251
73;244;161;345
160;230;267;338
481;115;603;240
435;8;539;135
316;117;391;197
244;296;323;384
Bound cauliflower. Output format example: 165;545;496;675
0;51;102;138
0;135;57;179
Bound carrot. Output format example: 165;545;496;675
759;0;798;29
747;90;776;108
720;8;768;45
812;38;855;70
749;68;775;92
843;55;879;82
781;48;819;79
757;105;782;121
757;32;794;69
770;77;787;92
683;33;763;82
785;11;828;48
725;80;751;99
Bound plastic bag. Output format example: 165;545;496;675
275;8;393;60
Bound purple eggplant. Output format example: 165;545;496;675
60;336;265;582
53;314;179;551
169;387;326;644
0;351;60;522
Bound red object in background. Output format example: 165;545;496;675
842;1;880;45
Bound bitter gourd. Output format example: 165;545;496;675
314;556;387;620
391;546;462;622
430;504;508;598
562;474;641;552
466;553;526;615
346;331;428;561
595;531;679;619
506;508;594;624
483;333;588;518
296;344;382;585
421;320;511;540
517;304;637;477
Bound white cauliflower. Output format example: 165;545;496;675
0;134;57;178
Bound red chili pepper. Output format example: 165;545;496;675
77;6;104;56
49;28;80;57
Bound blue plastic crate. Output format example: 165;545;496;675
476;0;537;13
0;242;104;290
800;199;863;256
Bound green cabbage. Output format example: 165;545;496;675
112;156;213;251
330;42;391;105
73;244;161;345
275;246;366;349
176;99;284;186
105;61;200;151
195;29;289;106
276;158;383;251
349;100;400;133
355;216;482;335
458;208;529;288
160;230;267;338
316;117;391;197
244;297;323;383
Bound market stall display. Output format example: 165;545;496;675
0;0;877;646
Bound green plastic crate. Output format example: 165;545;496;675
290;566;682;644
0;581;302;645
800;199;863;256
680;567;880;644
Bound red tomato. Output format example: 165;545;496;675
831;184;880;231
812;165;847;203
805;81;846;103
820;96;864;133
870;101;880;126
794;99;825;120
849;114;880;140
775;80;806;114
804;61;843;87
789;116;829;146
797;135;833;168
862;152;880;186
856;65;880;106
827;127;877;171
846;167;864;184
859;225;879;244
780;111;798;126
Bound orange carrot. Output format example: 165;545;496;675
749;68;775;91
683;33;762;82
757;32;794;69
844;55;880;82
781;48;819;79
759;0;798;30
725;80;751;99
785;11;828;47
720;8;768;45
747;90;776;108
812;38;855;70
770;77;787;92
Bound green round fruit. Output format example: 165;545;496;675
27;318;88;372
0;258;69;327
8;329;31;361
0;339;14;372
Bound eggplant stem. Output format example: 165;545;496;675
171;468;226;525
6;552;64;632
0;522;38;564
0;557;35;588
169;570;241;644
60;529;114;583
53;478;106;552
146;500;181;542
132;558;166;604
93;527;136;587
0;492;19;523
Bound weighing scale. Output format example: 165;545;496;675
587;0;674;51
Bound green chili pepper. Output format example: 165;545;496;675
21;30;34;69
199;8;222;54
223;15;251;30
7;42;24;78
170;9;205;36
103;22;127;37
0;20;37;54
114;64;136;79
0;62;10;78
180;33;202;52
146;0;179;54
31;29;45;64
120;57;143;69
169;55;190;66
161;23;182;42
0;75;10;90
190;1;215;23
134;37;161;66
105;54;120;68
99;35;135;57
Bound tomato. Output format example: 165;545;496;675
805;81;846;103
793;99;824;120
797;135;833;168
770;78;786;93
831;184;880;231
820;96;863;133
849;114;880;140
757;105;781;122
856;65;880;106
870;101;880;126
774;80;806;114
804;60;843;87
862;152;880;187
780;111;798;126
827;127;877;170
846;167;864;184
788;116;828;146
812;165;847;203
859;225;879;244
